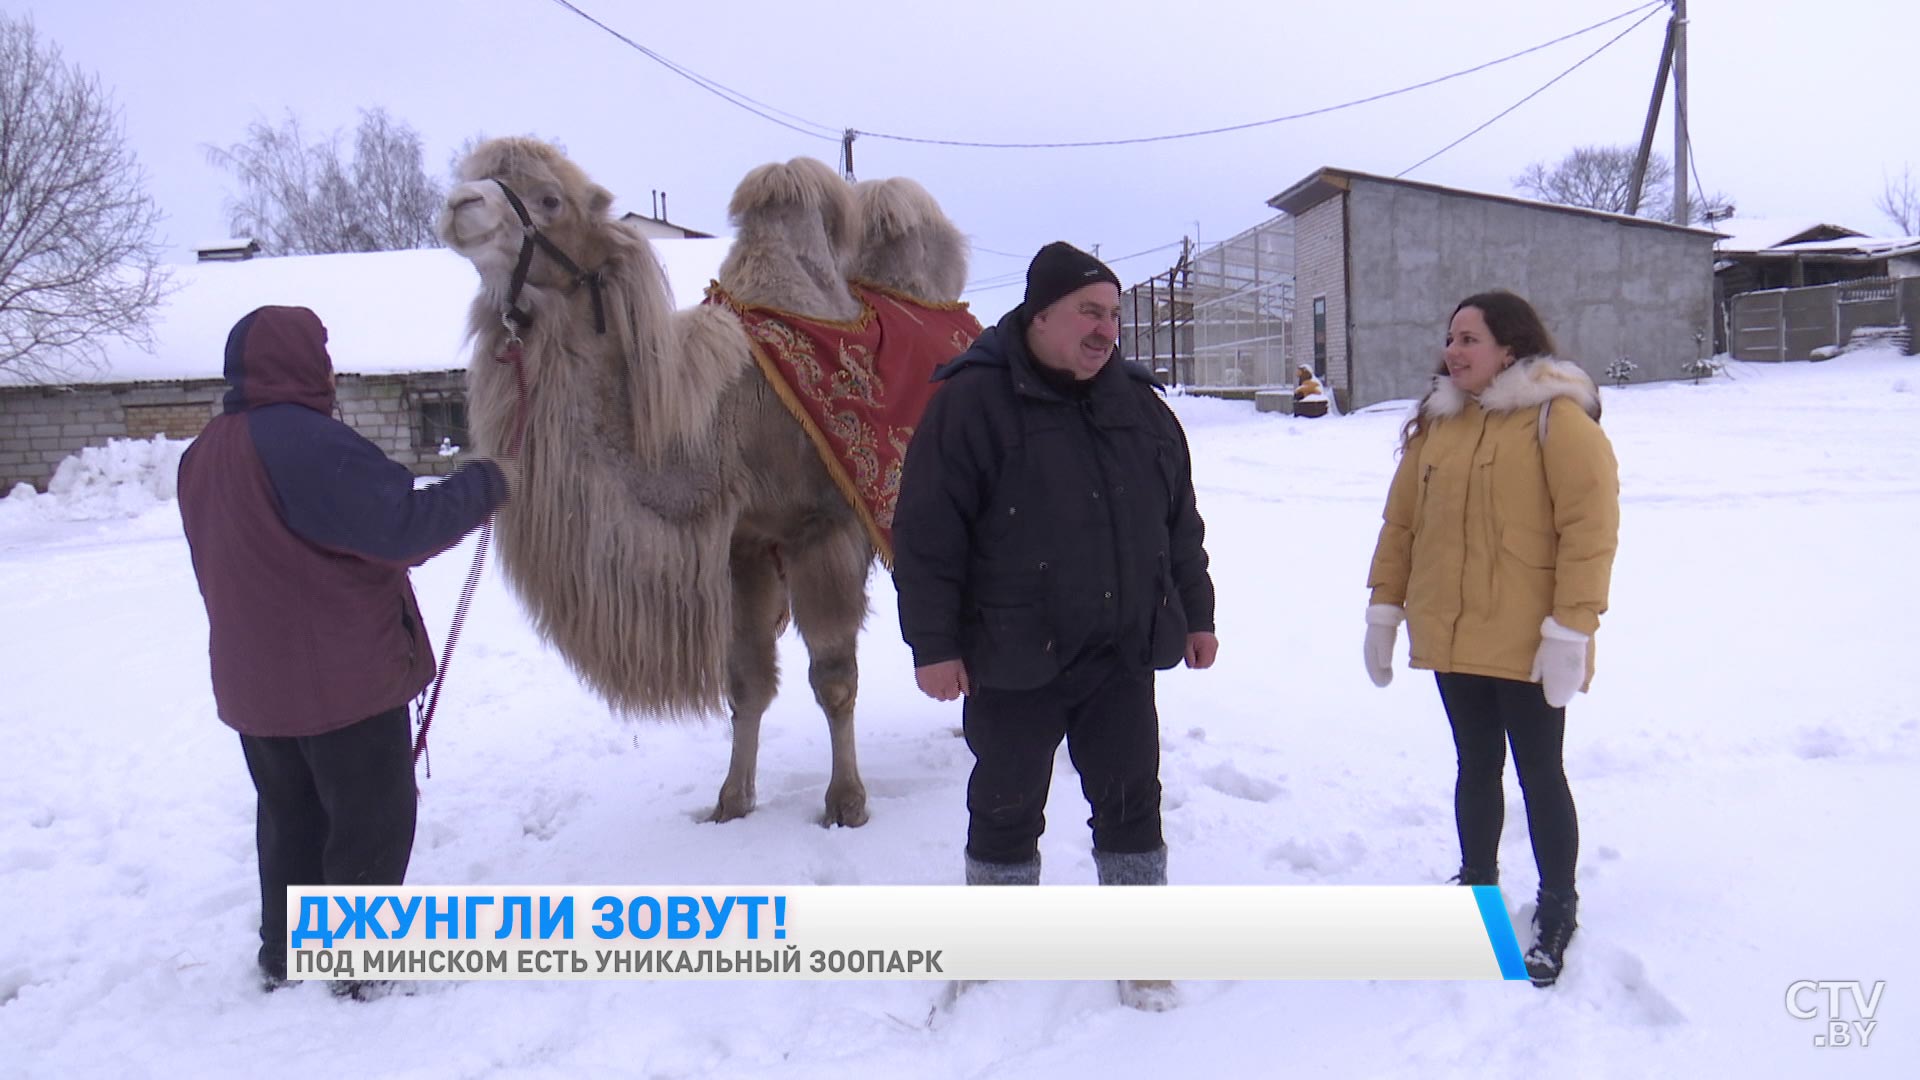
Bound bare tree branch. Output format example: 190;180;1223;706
1515;145;1735;226
1876;166;1920;236
206;107;444;255
1515;145;1671;215
0;14;170;382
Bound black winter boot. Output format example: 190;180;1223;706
257;942;290;993
1449;864;1499;886
1524;886;1578;987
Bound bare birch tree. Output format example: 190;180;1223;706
207;107;443;255
1516;145;1672;215
1876;167;1919;236
1516;144;1733;225
0;15;169;382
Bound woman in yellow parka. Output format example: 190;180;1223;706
1363;291;1619;988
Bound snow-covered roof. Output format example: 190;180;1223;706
1270;166;1723;237
4;239;734;387
1711;218;1864;254
1768;235;1920;258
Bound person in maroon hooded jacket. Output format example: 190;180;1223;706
177;306;514;991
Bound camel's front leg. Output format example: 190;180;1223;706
712;541;783;823
712;712;762;824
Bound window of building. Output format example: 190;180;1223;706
412;391;470;452
1312;296;1328;378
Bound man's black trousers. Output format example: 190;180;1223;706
962;649;1164;865
239;704;416;979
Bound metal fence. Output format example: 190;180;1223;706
1729;277;1920;361
1121;258;1191;386
1121;216;1294;388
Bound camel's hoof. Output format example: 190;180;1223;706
1118;979;1180;1012
822;789;870;828
708;791;755;824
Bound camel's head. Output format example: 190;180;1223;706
439;137;615;287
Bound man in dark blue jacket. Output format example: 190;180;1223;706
177;305;512;990
893;243;1217;917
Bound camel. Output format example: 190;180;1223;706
437;137;969;827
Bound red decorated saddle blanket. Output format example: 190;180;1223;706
704;281;982;565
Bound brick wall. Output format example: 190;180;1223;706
0;381;222;491
124;402;216;440
1290;196;1350;410
338;371;470;477
1;370;472;491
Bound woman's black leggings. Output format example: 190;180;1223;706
1435;672;1579;890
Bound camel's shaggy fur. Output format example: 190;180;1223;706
439;138;968;826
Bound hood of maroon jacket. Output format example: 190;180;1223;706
220;304;336;416
177;306;503;737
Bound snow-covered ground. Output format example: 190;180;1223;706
2;350;1915;1078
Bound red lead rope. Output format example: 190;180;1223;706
413;337;530;772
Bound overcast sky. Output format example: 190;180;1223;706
17;0;1918;315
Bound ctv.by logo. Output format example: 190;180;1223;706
1786;980;1885;1048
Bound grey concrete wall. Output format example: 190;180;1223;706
1729;278;1917;360
1907;278;1920;352
1291;196;1350;407
1342;179;1717;408
1729;290;1787;361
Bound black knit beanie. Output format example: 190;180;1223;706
1022;241;1121;317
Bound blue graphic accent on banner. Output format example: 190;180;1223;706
1472;886;1529;981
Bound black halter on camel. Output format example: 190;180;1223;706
491;178;607;337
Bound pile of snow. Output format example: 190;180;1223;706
1;436;189;524
1839;325;1911;357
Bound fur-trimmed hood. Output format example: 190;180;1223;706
1424;356;1600;421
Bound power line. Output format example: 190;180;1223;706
857;2;1665;150
1676;83;1711;209
541;0;1662;155
964;239;1188;294
542;0;840;142
969;239;1185;286
1397;3;1667;178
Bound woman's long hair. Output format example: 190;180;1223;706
1399;291;1559;452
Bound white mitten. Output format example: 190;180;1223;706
1530;616;1591;708
1363;604;1405;688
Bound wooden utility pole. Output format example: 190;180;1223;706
840;130;857;182
1672;0;1690;225
1626;15;1676;216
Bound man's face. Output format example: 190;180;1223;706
1027;282;1121;381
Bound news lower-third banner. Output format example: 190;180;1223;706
286;885;1531;982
